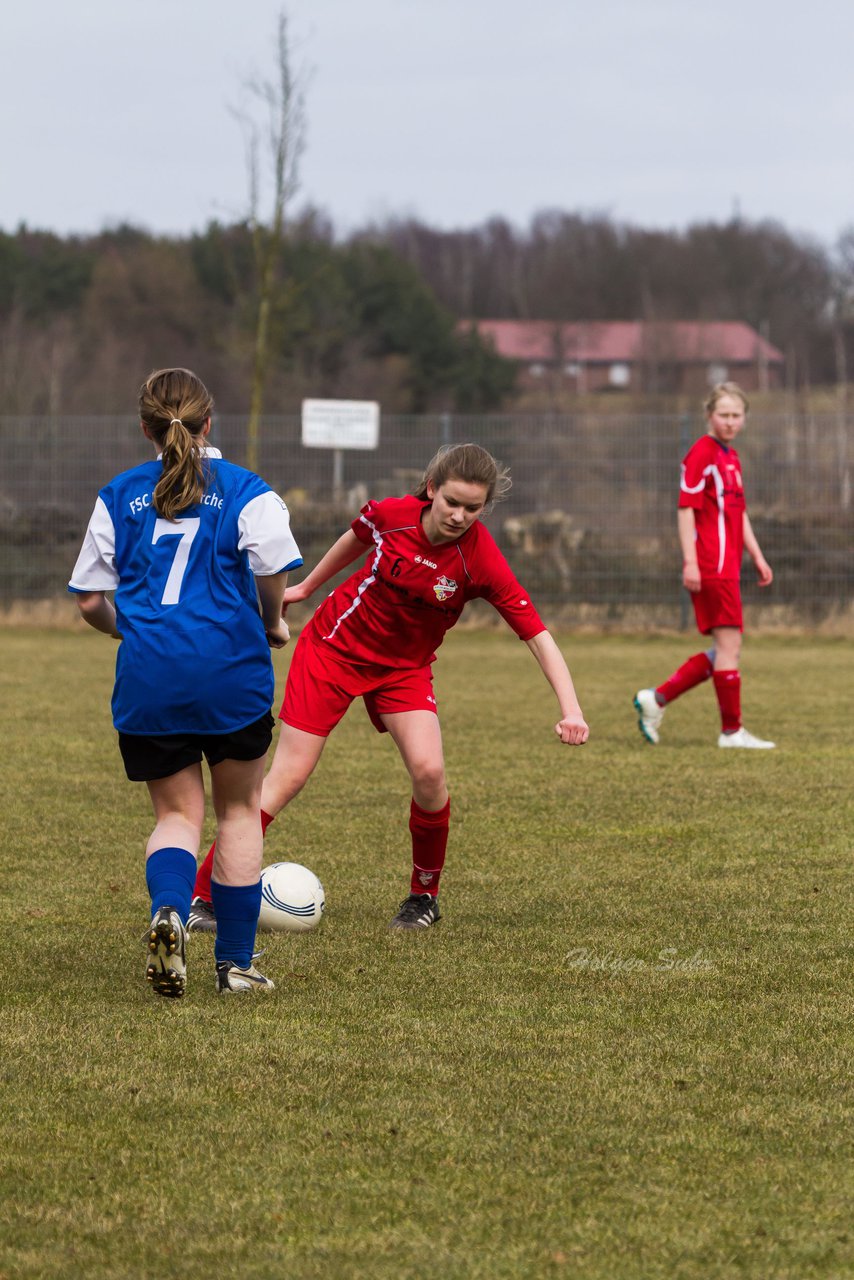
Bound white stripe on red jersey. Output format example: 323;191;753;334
679;437;746;580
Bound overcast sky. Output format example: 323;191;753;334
5;0;854;247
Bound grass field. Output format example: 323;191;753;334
1;628;851;1280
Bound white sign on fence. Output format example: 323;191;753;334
301;399;380;450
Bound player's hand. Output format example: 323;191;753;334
282;582;311;612
555;714;589;745
682;563;701;592
266;620;290;649
755;557;773;587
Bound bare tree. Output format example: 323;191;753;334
234;9;307;470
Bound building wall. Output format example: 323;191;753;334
516;361;784;394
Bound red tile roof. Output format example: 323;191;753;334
463;320;784;365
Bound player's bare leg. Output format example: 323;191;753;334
210;755;266;886
260;723;329;815
381;710;448;812
145;764;205;860
711;626;741;671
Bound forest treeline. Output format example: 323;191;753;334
1;210;852;414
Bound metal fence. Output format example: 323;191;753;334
2;412;852;627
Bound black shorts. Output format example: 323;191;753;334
118;712;275;783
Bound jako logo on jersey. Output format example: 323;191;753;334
433;575;458;601
415;554;438;569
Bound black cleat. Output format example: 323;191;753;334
187;896;216;934
145;907;187;998
389;893;441;930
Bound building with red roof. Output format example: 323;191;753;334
463;320;784;394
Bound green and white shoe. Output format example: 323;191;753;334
634;688;664;744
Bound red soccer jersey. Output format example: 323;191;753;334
306;494;546;667
678;435;746;580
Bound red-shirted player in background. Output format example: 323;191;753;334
189;443;588;932
634;382;775;750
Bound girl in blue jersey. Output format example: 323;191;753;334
69;368;302;997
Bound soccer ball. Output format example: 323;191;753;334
258;862;325;933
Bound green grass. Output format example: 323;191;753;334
1;629;851;1280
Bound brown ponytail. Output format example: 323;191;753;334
139;368;215;520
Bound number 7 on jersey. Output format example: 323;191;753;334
152;517;201;605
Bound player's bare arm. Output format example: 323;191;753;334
525;631;589;745
256;571;290;648
742;513;773;586
282;529;365;609
677;508;701;591
75;590;121;639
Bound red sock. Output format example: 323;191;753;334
656;652;714;703
193;809;275;902
409;797;450;897
713;670;741;734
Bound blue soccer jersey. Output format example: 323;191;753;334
69;448;303;734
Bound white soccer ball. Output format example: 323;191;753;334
258;862;325;933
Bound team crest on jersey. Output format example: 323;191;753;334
433;575;458;602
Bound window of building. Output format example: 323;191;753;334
608;362;630;388
707;363;728;385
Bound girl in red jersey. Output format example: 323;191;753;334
634;382;775;749
190;443;589;931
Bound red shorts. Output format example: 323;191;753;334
280;631;438;737
691;579;743;635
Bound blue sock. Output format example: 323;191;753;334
210;879;262;969
145;847;196;925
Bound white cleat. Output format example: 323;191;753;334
718;727;776;749
215;961;275;993
634;688;665;744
